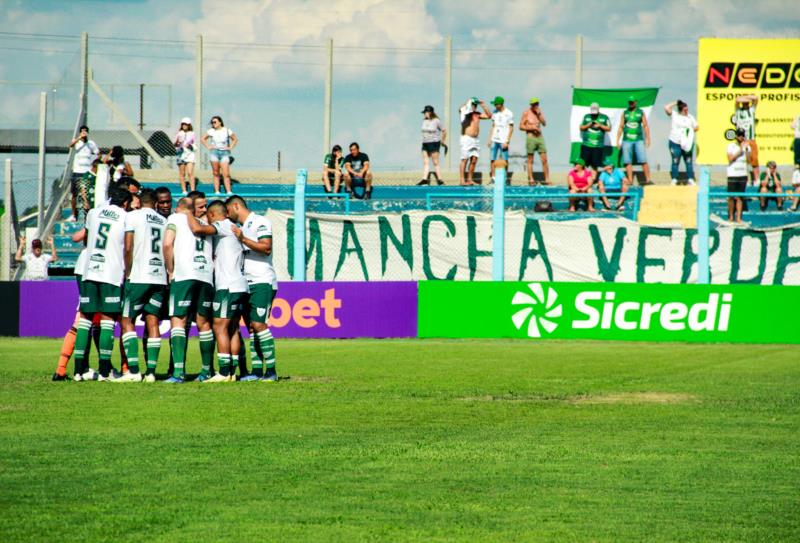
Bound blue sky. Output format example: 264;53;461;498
1;0;799;181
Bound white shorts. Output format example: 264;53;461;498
460;135;480;161
177;150;196;165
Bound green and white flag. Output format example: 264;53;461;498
569;87;659;165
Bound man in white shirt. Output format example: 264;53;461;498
15;236;57;280
727;128;750;223
488;96;513;182
182;200;248;382
226;195;279;381
68;125;99;221
735;95;759;185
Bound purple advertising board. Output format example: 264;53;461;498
18;281;418;339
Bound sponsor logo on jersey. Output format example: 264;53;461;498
178;301;191;308
148;258;163;266
105;296;121;303
147;215;166;225
212;302;221;311
100;209;121;220
90;253;106;263
256;307;267;317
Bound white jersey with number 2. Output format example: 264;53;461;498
126;207;167;285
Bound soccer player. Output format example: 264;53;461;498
226;195;279;381
163;197;215;383
73;185;132;380
52;233;91;381
181;200;248;382
117;189;168;382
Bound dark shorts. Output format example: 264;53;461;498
243;283;277;325
727;177;748;193
80;280;123;315
422;142;441;154
122;281;167;320
70;172;83;196
580;145;604;169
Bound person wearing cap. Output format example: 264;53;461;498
790;165;800;212
488;96;514;182
726;128;750;223
616;96;653;186
579;103;611;177
735;94;760;185
174;117;196;194
419;105;446;185
567;158;595;212
664;99;699;185
519;97;549;185
597;159;629;211
15;235;58;281
459;97;492;186
758;160;783;211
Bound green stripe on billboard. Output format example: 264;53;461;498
419;282;800;344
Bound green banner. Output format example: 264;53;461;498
419;281;800;344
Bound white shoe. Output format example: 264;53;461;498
671;179;678;186
204;373;230;383
228;374;237;382
143;373;156;383
688;178;696;186
97;373;116;382
81;368;98;381
73;373;84;382
115;372;143;383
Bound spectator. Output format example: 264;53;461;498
419;105;446;186
616;96;653;186
488;96;514;182
104;145;134;183
68;125;99;221
323;144;343;194
77;158;101;216
792;114;800;167
343;142;372;200
15;236;57;281
727;128;749;223
519;97;549;186
201;115;237;195
735;95;759;185
759;160;783;211
790;166;800;212
568;158;595;212
122;178;142;210
579;102;611;179
459;97;492;186
174;117;196;194
597;159;629;211
664;99;699;186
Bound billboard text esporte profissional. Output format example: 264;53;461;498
696;38;800;166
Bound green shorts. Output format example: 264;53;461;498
79;280;123;315
526;134;547;155
169;279;214;319
213;289;248;320
244;283;277;324
122;281;167;320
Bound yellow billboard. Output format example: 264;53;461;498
696;38;800;166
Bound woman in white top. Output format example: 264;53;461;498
419;105;446;185
174;117;196;194
200;115;238;195
664;99;699;185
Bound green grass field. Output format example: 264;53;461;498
0;337;798;542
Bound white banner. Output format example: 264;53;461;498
267;210;800;285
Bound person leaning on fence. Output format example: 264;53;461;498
201;115;237;195
419;105;446;186
735;94;759;186
174;117;197;194
343;142;373;200
616;96;653;186
579;102;610;180
104;145;134;183
68;125;99;222
664;99;698;186
323;145;344;194
568;158;595;212
759;160;783;211
727;128;750;223
15;236;57;281
519;97;549;186
597;158;629;211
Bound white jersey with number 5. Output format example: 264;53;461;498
241;212;277;288
166;213;213;285
212;218;248;293
126;207;167;285
83;204;127;286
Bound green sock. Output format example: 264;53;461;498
258;329;276;373
146;338;161;374
218;353;232;376
170;328;187;378
122;332;140;373
73;318;93;375
198;330;215;375
98;321;116;377
250;336;263;377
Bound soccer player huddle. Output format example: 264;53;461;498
63;180;278;383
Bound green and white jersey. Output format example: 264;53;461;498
166;213;213;285
212;218;248;294
581;113;610;148
126;207;167;285
734;106;756;140
241;212;277;288
622;108;645;142
83;204;127;286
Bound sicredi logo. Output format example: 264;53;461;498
511;283;563;338
704;62;800;88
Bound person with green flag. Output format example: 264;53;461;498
616;96;653;186
579;102;611;178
